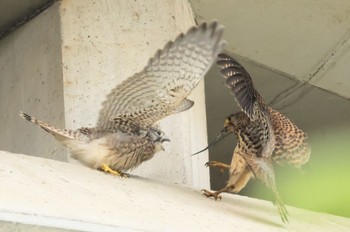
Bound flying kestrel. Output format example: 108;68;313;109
20;22;225;177
196;53;311;223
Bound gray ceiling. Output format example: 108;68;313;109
189;0;350;100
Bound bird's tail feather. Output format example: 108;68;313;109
19;111;74;141
274;190;289;223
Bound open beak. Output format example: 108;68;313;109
191;126;231;156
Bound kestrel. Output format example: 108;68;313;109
20;22;225;177
196;53;311;223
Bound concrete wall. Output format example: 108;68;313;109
0;0;210;188
59;0;209;187
0;3;65;161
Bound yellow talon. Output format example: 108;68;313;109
100;163;128;178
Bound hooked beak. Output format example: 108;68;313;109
191;126;231;156
161;136;170;143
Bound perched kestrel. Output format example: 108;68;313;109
197;53;311;223
20;22;225;177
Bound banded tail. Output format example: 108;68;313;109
19;112;74;141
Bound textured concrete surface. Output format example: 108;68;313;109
2;0;350;100
0;0;210;189
59;0;209;188
0;2;65;161
1;151;350;232
0;221;75;232
190;0;350;99
0;0;52;37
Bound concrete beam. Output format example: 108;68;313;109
189;0;350;99
1;151;349;231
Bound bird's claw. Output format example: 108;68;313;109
205;161;226;175
205;161;217;167
99;163;128;178
118;172;129;178
201;189;222;201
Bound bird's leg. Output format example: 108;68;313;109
205;161;230;175
201;184;235;201
99;163;128;178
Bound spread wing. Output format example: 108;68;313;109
216;53;269;120
269;109;311;168
97;22;225;132
217;53;275;158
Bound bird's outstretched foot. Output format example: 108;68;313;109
99;163;128;178
205;161;230;175
201;189;222;200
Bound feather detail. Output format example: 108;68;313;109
97;21;225;131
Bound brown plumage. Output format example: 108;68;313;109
200;53;311;223
20;22;225;177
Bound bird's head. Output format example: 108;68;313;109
224;111;250;133
147;126;170;152
191;111;249;156
212;111;250;143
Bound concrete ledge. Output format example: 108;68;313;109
0;151;349;231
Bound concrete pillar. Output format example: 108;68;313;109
0;3;65;161
0;0;209;188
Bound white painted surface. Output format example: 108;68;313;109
1;151;349;232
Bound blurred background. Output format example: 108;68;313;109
188;0;350;218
